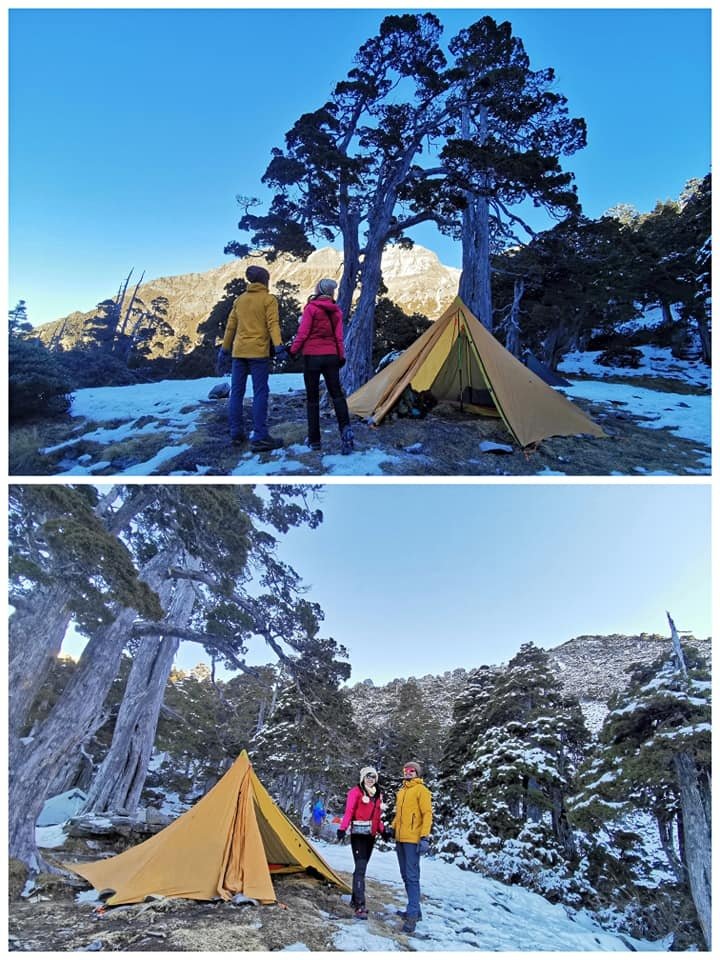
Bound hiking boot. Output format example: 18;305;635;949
401;917;417;934
396;910;423;921
354;907;368;920
340;425;355;455
250;435;283;452
231;433;247;446
306;438;322;451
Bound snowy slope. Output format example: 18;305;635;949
45;346;711;477
317;840;667;952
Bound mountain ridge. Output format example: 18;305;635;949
347;632;711;734
33;245;461;357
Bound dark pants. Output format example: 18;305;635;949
396;841;422;918
302;355;349;444
229;357;270;440
350;833;375;908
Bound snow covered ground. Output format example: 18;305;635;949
36;807;667;952
316;840;669;952
46;346;711;477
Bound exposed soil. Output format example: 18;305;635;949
10;382;710;478
8;848;407;952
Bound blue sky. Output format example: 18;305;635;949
8;5;711;328
169;482;712;685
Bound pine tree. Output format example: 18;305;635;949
436;665;498;817
569;640;711;948
251;636;357;818
460;644;590;856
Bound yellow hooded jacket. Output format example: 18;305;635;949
222;283;282;359
392;777;432;843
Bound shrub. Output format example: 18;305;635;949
54;347;141;388
9;336;73;422
596;345;643;368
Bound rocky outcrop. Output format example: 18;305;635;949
348;634;711;735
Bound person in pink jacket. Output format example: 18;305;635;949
336;765;386;919
289;279;355;455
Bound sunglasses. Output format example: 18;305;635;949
364;773;377;779
403;767;417;773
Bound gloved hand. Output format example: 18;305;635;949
216;347;232;376
383;826;395;841
336;829;346;842
274;344;290;364
338;356;347;367
418;837;430;856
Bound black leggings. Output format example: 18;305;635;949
302;354;346;404
302;355;350;441
350;833;375;908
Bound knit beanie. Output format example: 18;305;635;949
246;265;270;286
360;766;378;782
315;278;338;297
403;760;423;777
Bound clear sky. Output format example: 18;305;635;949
7;4;711;327
170;482;712;686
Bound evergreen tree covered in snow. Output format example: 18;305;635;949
569;642;711;948
437;643;590;895
436;665;498;814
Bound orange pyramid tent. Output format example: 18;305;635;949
65;751;350;905
348;296;606;447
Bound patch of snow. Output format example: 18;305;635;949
35;824;69;849
559;345;710;390
37;789;87;826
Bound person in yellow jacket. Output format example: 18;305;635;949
217;265;288;452
391;760;432;934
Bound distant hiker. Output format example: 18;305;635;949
310;796;326;839
391;760;432;934
337;766;388;920
289;278;355;455
216;264;288;452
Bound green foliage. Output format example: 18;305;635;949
250;637;357;814
9;335;74;422
153;666;278;791
569;645;711;834
440;643;589;853
372;298;431;368
9;485;164;631
51;346;141;389
9;300;32;336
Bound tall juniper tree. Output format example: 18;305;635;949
442;17;586;330
228;13;451;392
8;484;325;873
569;633;711;948
250;635;357;816
459;643;589;857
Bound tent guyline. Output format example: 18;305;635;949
348;296;606;448
65;751;350;906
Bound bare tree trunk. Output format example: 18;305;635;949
459;194;492;330
343;242;384;394
458;106;493;331
504;280;524;357
337;207;361;322
695;313;711;366
9;583;72;741
656;812;685;884
674;752;711;949
81;572;196;815
8;551;173;873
